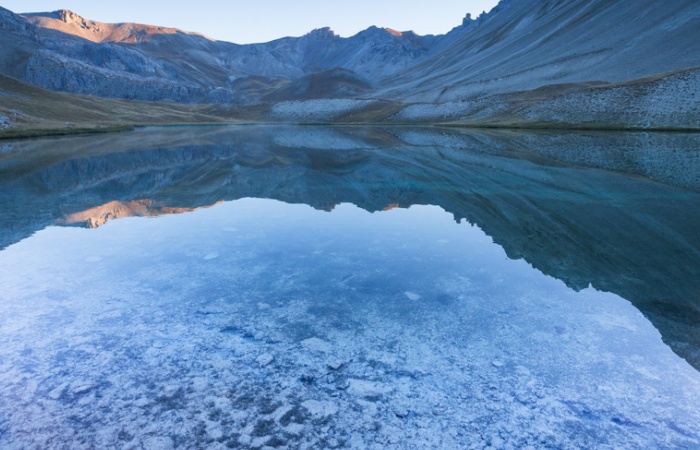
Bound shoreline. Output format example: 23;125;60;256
3;121;700;141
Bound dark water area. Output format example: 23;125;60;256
0;126;699;448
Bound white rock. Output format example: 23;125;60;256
347;379;390;397
301;337;332;353
327;360;344;370
47;382;70;400
72;383;95;395
404;291;421;301
256;353;274;366
301;400;338;418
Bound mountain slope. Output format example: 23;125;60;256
0;7;41;79
389;66;700;130
381;0;700;101
0;72;237;136
263;68;373;101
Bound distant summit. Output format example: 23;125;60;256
306;27;338;40
21;9;214;43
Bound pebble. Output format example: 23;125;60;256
404;291;421;301
257;353;274;366
327;360;344;371
394;408;409;418
47;382;70;400
72;384;95;395
300;374;315;384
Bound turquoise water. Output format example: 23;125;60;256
0;126;699;448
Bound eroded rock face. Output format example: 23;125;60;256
24;50;231;103
0;6;37;39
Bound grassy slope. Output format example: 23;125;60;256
0;74;245;138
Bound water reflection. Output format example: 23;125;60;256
2;126;699;368
0;126;700;448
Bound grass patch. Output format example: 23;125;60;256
0;125;134;140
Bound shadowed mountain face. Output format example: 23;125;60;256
382;0;700;102
1;126;699;368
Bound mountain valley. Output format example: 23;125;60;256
0;0;699;132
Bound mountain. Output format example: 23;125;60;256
381;0;700;102
1;1;699;128
2;7;436;104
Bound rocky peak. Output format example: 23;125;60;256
357;25;407;41
306;27;338;40
462;13;474;27
56;9;80;23
54;9;102;33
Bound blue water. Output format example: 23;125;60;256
0;126;699;449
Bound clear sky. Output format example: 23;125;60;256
1;1;500;44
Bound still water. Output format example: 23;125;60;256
0;126;699;449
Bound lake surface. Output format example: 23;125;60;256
1;126;699;449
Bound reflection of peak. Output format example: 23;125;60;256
56;200;221;228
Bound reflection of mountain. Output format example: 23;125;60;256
56;200;218;228
1;126;699;368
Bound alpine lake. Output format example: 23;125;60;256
1;125;699;449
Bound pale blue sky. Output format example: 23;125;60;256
1;1;500;43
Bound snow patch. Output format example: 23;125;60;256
301;400;338;418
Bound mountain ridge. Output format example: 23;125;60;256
1;1;699;129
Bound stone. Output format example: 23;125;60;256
327;360;344;371
256;353;274;366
